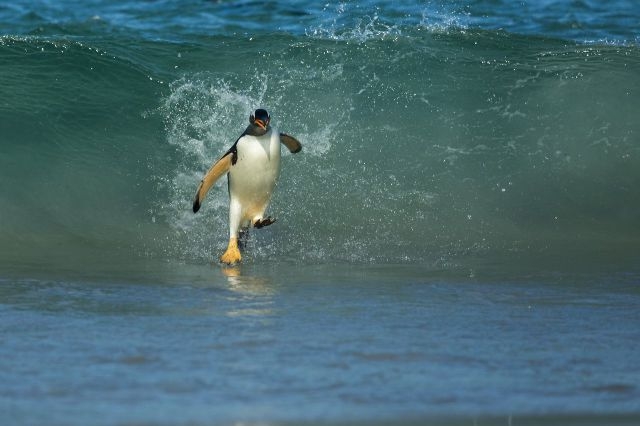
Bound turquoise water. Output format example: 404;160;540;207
1;1;640;424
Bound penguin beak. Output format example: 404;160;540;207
254;119;267;130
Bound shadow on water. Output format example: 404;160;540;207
221;264;274;295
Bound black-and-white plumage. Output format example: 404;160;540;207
193;109;302;264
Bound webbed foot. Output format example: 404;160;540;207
253;216;276;228
220;237;242;265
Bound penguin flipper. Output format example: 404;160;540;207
280;133;302;154
193;153;233;213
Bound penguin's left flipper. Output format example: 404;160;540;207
280;133;302;154
193;152;233;213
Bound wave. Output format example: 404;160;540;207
156;30;640;265
1;28;639;271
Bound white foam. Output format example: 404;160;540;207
305;3;467;42
306;7;402;42
297;123;335;157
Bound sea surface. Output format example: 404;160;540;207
1;1;639;425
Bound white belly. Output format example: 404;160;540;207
228;129;281;225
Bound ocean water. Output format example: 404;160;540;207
1;0;640;424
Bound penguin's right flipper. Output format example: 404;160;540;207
280;133;302;154
193;153;233;213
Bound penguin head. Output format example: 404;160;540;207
249;109;270;135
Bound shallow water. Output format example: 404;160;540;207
1;262;639;425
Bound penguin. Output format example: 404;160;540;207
192;108;302;265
